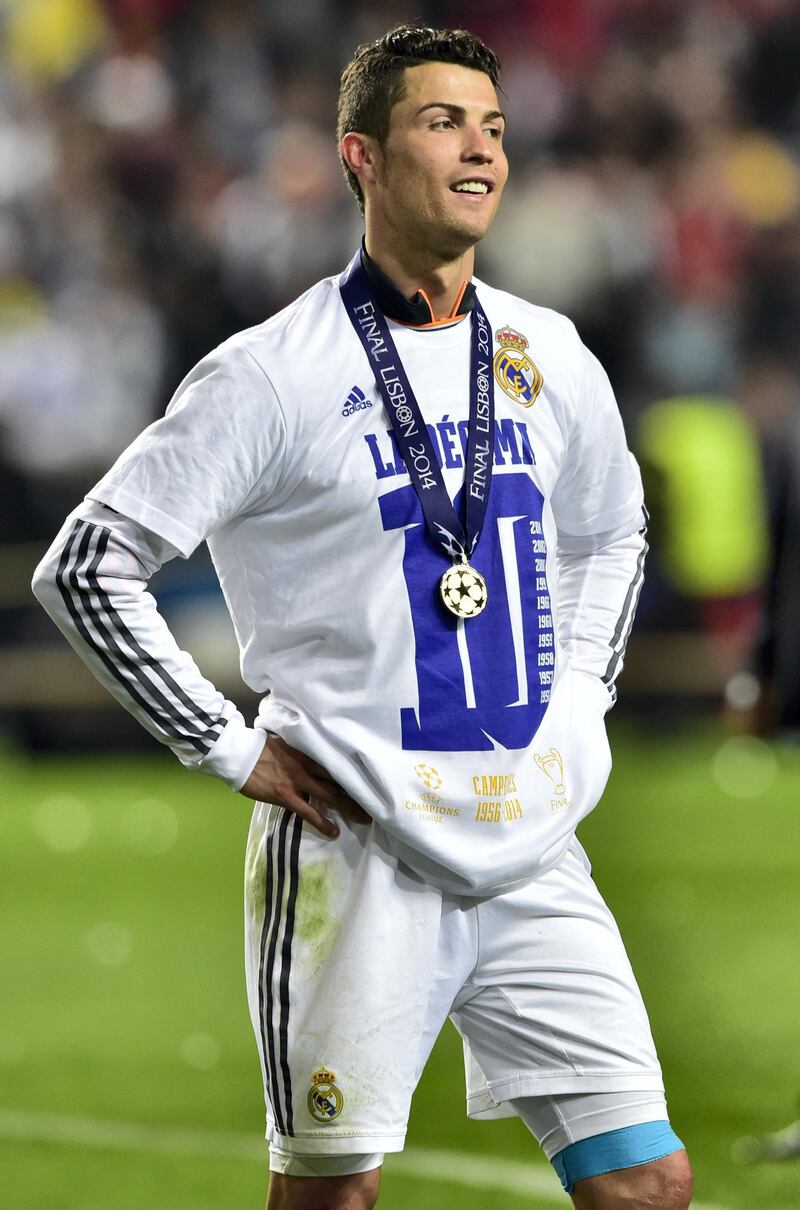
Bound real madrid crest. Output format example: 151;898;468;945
494;325;543;407
307;1067;344;1124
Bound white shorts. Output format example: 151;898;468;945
267;1089;672;1177
244;804;664;1161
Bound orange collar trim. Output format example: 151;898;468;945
397;281;471;329
359;242;476;327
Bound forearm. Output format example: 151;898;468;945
556;518;648;709
31;503;265;788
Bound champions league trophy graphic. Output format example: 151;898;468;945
534;748;566;797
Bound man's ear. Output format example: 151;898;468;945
341;132;382;191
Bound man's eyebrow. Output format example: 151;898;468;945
415;101;506;122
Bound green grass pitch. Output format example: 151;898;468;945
1;721;799;1208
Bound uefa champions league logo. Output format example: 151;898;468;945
533;747;565;795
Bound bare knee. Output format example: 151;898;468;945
267;1168;381;1210
571;1149;693;1209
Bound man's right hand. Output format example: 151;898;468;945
238;733;370;838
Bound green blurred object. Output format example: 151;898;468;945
2;731;800;1208
638;397;768;597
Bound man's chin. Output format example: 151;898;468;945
436;215;494;258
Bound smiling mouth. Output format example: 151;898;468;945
451;180;493;196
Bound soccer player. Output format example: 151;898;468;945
33;24;693;1210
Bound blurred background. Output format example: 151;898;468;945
3;0;800;741
2;2;800;1209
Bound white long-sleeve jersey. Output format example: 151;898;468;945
33;268;646;895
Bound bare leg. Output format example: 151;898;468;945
266;1168;381;1210
571;1150;693;1209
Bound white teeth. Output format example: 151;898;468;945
454;181;488;194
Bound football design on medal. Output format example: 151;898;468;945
440;564;488;619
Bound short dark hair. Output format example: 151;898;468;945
337;23;502;213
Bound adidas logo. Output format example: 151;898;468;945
342;385;372;417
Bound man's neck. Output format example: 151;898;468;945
364;234;474;321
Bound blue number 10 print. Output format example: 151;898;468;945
379;471;555;752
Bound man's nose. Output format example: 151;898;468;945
463;129;494;162
469;147;493;163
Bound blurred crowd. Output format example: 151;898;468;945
2;0;800;729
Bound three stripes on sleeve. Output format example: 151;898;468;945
601;516;649;706
53;518;229;760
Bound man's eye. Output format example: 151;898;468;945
431;118;455;129
485;126;503;139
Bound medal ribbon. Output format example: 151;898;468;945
339;251;495;564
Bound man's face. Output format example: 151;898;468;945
373;61;508;258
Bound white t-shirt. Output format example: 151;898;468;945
58;270;645;894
